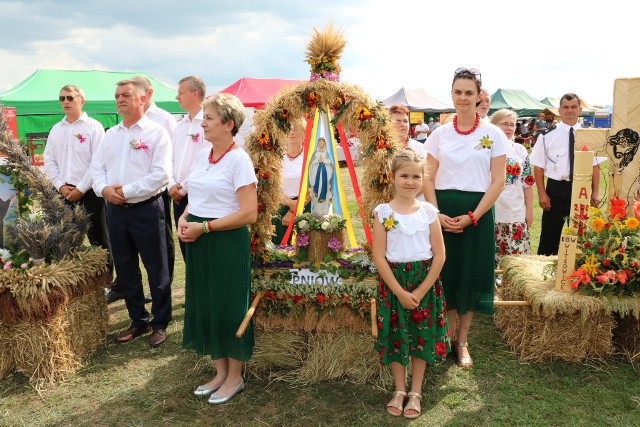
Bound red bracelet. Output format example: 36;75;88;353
468;211;478;227
207;220;213;232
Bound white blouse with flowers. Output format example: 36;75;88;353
426;122;509;192
374;202;439;263
185;147;257;218
495;141;535;223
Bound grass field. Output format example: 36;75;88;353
1;166;639;427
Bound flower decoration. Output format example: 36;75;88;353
372;170;390;190
474;135;493;150
302;90;318;109
273;107;291;133
187;132;200;143
256;131;275;151
356;106;375;123
506;162;522;177
327;237;342;252
567;197;640;296
74;133;86;143
373;133;391;150
305;24;345;82
129;139;151;157
524;175;535;186
293;212;346;234
609;196;627;220
382;214;398;232
296;232;310;248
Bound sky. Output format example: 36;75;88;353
0;0;637;108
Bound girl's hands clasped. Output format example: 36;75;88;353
397;290;420;310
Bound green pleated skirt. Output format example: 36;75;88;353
182;215;254;361
435;190;495;315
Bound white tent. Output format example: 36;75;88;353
382;87;455;113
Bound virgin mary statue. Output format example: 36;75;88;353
308;137;333;215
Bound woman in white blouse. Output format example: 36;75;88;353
423;68;507;367
272;119;309;244
490;109;534;265
178;93;258;404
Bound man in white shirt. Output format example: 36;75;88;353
428;117;435;131
169;76;208;258
478;89;491;121
43;84;112;279
133;75;176;292
530;93;602;256
91;79;172;347
414;118;429;144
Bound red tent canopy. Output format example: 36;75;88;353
217;77;302;108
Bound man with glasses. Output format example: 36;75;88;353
43;85;113;285
168;76;208;258
530;93;602;256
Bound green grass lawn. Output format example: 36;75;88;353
1;166;639;426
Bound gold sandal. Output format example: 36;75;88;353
456;341;473;367
403;392;422;419
386;390;406;416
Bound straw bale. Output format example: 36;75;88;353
0;321;16;378
612;314;640;358
306;230;344;263
496;255;625;362
254;305;368;333
248;330;307;376
1;276;109;387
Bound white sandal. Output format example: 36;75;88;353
456;341;473;367
386;390;406;416
403;392;422;419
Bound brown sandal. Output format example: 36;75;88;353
403;392;422;419
456;341;473;367
386;390;406;416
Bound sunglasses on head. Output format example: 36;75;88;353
59;95;75;102
454;67;481;81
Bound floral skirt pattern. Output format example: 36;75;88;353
494;221;531;265
374;259;451;366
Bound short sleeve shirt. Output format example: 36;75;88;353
186;147;257;218
426;121;509;192
373;202;439;262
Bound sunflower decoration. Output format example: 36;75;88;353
305;23;346;82
255;131;276;151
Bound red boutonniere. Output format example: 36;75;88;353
187;133;200;143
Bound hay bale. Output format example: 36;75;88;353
297;332;385;385
248;330;307;376
0;321;16;378
254;305;369;333
612;314;640;360
3;275;109;387
495;255;624;362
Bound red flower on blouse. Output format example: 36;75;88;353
435;341;447;357
524;175;535;186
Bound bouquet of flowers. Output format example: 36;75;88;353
567;197;640;296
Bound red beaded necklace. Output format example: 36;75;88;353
208;141;235;166
286;148;303;160
453;112;480;135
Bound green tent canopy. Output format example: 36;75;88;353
489;89;549;117
0;69;183;142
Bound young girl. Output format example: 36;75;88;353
372;150;449;419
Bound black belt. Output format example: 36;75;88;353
547;178;572;185
120;193;162;209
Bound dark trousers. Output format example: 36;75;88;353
538;179;572;256
64;189;113;275
162;189;175;283
173;194;188;259
106;198;171;330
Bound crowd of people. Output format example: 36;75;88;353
40;66;595;416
